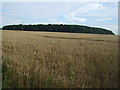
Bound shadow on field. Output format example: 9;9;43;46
41;35;116;43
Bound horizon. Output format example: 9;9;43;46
1;23;115;30
1;24;115;35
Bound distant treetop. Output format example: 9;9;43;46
2;24;115;35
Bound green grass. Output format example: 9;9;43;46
47;75;53;87
2;80;10;88
2;57;11;88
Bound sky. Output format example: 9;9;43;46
0;0;119;34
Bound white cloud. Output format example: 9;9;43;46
65;3;103;23
66;11;88;23
65;2;117;23
72;17;87;23
75;3;103;14
2;3;75;20
95;18;113;22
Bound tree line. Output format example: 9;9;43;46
2;24;115;35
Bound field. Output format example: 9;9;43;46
2;30;118;88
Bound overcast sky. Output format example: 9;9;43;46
0;0;119;34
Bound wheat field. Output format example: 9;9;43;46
2;30;118;88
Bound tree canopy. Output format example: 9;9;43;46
2;24;115;35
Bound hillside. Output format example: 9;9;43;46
2;24;115;35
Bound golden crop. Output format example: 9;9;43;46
2;30;118;88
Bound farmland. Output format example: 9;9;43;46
2;30;118;88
